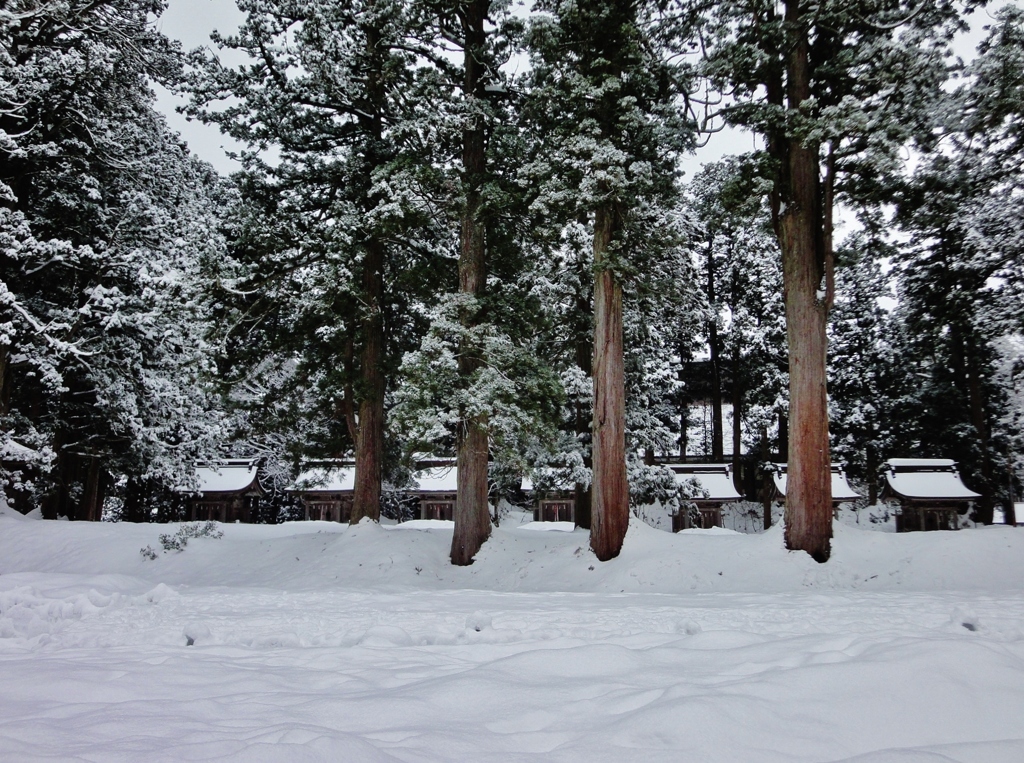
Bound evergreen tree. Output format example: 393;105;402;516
525;0;698;560
420;0;525;565
1;0;226;518
187;0;453;523
828;224;904;504
894;6;1024;522
699;0;972;560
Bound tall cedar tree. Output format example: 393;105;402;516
686;156;785;506
403;0;520;564
828;224;904;505
188;0;446;523
527;0;696;560
1;0;225;519
895;6;1024;523
700;0;973;561
451;0;492;566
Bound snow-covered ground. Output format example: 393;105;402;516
2;503;1024;762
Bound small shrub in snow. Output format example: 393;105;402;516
141;522;224;558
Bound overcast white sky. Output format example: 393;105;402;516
154;0;1013;177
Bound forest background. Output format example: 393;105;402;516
2;0;1023;563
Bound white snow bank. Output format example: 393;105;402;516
2;514;1024;762
388;518;454;530
516;520;576;532
676;525;741;535
2;514;1024;595
0;498;35;520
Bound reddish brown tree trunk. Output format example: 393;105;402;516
451;0;491;566
350;15;387;523
82;454;106;522
778;1;832;562
590;203;629;561
351;237;385;523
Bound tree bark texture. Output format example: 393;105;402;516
778;1;832;562
350;14;388;524
574;257;594;529
590;203;629;562
451;0;491;566
351;237;385;523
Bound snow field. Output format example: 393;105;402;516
2;507;1024;762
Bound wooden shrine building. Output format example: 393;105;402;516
413;461;458;520
882;458;980;532
670;463;743;531
769;463;861;511
189;459;264;523
289;463;355;522
521;473;575;523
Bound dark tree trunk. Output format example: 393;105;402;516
866;443;879;505
731;343;743;485
776;1;832;562
43;448;106;521
41;434;67;520
590;202;629;562
0;343;9;416
679;356;688;459
122;478;149;523
351;237;385;524
707;243;724;461
451;0;491;566
967;349;994;524
575;257;594;530
351;14;388;524
760;427;772;530
82;454;106;522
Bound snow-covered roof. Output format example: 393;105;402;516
884;459;980;501
413;464;458;493
521;469;575;493
1;438;36;462
194;460;261;494
669;464;742;502
886;458;957;469
290;465;356;493
770;464;861;502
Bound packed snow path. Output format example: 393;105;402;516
2;508;1023;762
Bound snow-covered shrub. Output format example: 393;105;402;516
153;522;224;554
380;486;419;523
